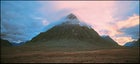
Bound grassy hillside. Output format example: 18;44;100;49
28;24;119;48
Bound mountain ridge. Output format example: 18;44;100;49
27;13;119;49
124;38;140;47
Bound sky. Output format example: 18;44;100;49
1;1;139;45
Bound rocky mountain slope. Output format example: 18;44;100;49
27;13;119;49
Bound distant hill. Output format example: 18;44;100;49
0;38;26;46
0;38;12;47
26;13;119;50
124;39;140;47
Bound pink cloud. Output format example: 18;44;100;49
116;14;139;29
113;36;135;45
112;15;139;45
51;1;116;35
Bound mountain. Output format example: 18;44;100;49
102;35;118;45
0;38;12;47
0;38;26;46
124;38;140;47
26;13;119;50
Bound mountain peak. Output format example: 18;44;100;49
63;13;80;24
66;13;77;20
62;13;91;28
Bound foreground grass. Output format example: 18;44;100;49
1;46;139;63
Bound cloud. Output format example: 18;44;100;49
38;1;116;35
111;15;139;45
1;1;46;43
106;14;139;37
116;14;139;29
114;36;135;45
121;25;139;39
32;16;50;26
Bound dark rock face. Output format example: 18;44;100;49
66;13;78;20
